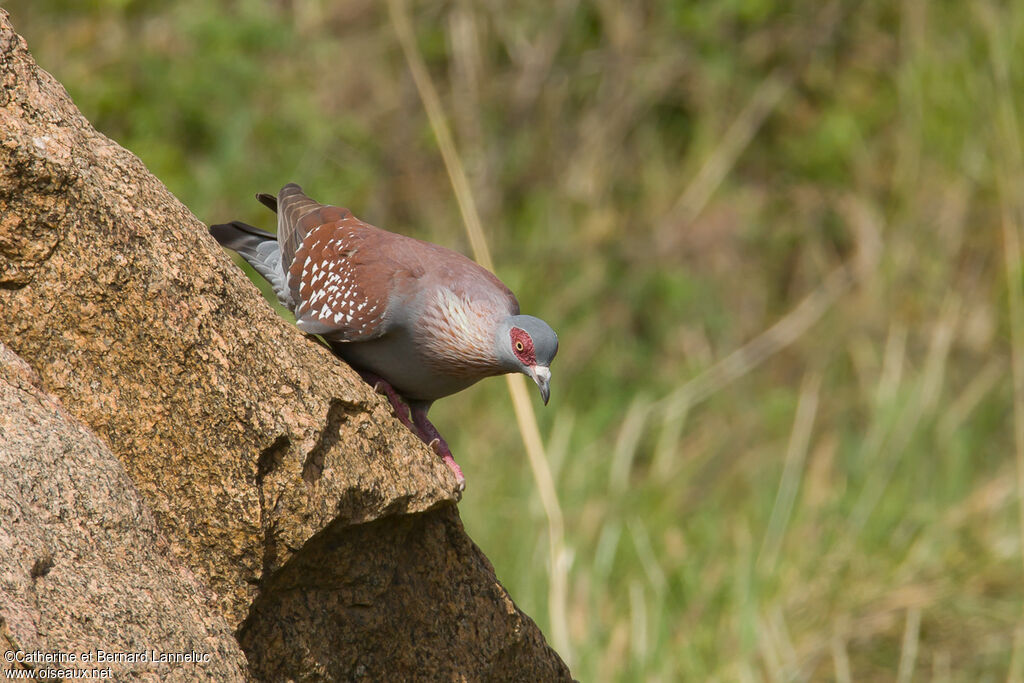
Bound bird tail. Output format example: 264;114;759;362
209;220;293;308
255;191;277;213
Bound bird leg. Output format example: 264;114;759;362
357;370;416;433
409;401;466;493
356;373;466;493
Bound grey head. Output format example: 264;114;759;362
495;314;559;404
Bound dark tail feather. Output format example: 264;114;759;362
209;221;291;307
209;220;277;250
256;192;278;213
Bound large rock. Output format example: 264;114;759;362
0;10;571;680
0;343;249;681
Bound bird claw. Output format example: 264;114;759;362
429;438;466;494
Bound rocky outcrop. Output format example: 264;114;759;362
0;10;571;680
0;344;249;681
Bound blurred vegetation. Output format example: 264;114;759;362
9;0;1024;679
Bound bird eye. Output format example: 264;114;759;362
515;341;524;352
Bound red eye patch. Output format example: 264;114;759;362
510;327;536;365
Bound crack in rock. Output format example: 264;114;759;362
302;398;353;486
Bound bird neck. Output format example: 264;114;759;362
416;288;508;377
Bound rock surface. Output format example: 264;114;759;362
0;343;249;681
240;506;572;681
0;10;571;681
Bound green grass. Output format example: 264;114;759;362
9;0;1024;679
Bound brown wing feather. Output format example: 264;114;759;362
276;183;330;273
287;222;398;342
275;183;520;345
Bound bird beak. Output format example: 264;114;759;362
529;365;551;405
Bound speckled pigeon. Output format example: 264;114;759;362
210;183;558;491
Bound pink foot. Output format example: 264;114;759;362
411;402;466;493
428;438;466;493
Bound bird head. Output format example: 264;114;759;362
497;315;558;404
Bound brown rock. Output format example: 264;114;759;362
239;506;571;681
0;10;572;681
0;343;249;681
0;7;457;625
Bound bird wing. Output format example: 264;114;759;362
277;185;400;342
274;183;521;345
